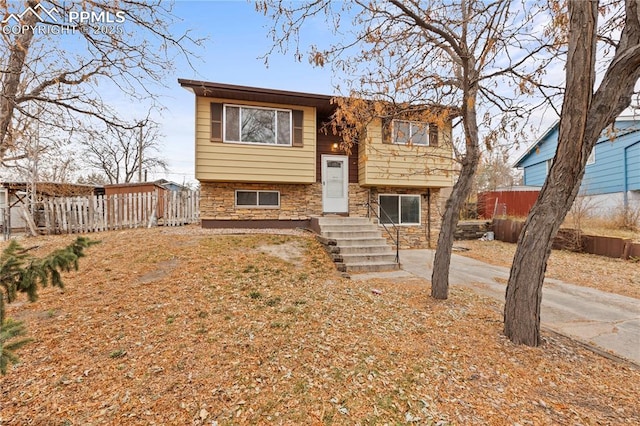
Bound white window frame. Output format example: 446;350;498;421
223;104;292;146
378;194;421;226
586;149;595;165
392;120;430;146
235;190;280;208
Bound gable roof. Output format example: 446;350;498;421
512;120;559;168
513;116;640;168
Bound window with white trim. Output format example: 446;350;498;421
235;190;280;208
393;120;429;146
379;194;421;225
586;149;595;165
224;105;292;145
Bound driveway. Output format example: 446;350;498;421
353;249;640;365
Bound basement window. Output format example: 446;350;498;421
378;194;421;225
235;190;280;208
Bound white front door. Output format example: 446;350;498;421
322;155;349;213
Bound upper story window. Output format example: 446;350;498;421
393;120;429;146
224;105;292;146
383;119;438;146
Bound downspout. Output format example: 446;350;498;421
624;147;629;209
622;141;640;209
426;188;432;248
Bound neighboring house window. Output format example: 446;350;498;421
235;190;280;208
224;105;292;145
378;194;421;225
586;149;595;165
546;158;553;173
392;120;429;146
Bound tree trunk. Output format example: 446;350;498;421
504;0;640;346
0;0;38;162
431;150;479;299
431;88;480;299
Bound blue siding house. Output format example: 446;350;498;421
514;118;640;213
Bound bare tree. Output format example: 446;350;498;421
504;0;640;346
80;120;167;184
76;172;108;186
0;109;78;183
0;0;202;164
476;147;522;192
259;0;557;299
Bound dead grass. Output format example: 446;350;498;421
456;240;640;300
563;216;640;241
1;226;639;425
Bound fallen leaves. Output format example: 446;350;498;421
457;239;640;299
0;226;638;425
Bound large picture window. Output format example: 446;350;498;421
378;194;421;225
393;120;429;146
224;105;291;145
235;190;280;208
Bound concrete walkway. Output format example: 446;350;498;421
352;249;640;365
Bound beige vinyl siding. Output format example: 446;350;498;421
195;96;316;183
359;118;454;188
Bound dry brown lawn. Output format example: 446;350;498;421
1;226;639;425
455;240;640;300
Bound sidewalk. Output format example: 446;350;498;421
352;249;640;365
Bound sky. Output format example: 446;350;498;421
112;0;572;185
143;0;339;185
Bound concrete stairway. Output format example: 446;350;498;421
311;216;399;273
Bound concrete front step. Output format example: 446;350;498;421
339;253;397;263
314;216;371;226
313;215;399;274
330;237;389;246
336;245;393;254
341;261;400;273
323;230;382;239
317;224;380;233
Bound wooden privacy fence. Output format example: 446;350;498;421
33;190;199;234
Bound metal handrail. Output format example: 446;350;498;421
364;200;400;264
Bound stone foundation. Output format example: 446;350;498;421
199;182;442;248
367;187;442;249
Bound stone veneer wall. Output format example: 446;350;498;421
200;182;322;221
200;182;442;248
368;187;442;249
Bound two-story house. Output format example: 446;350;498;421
179;80;454;249
514;118;640;214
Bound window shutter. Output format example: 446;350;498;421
429;123;439;147
211;103;223;142
292;110;304;147
382;118;392;144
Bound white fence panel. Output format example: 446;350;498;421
37;190;199;234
